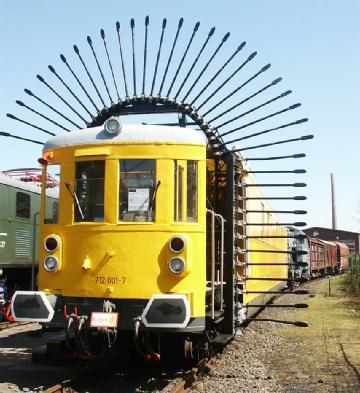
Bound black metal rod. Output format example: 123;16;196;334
245;235;307;239
101;29;120;101
24;88;80;129
245;277;299;281
130;19;137;97
244;249;307;254
48;65;93;117
6;113;55;136
243;153;306;161
158;18;183;97
198;51;257;112
244;222;306;226
60;54;100;112
74;44;106;107
224;118;308;145
203;63;270;117
229;134;313;153
215;89;291;129
116;21;130;99
174;26;215;100
239;169;306;174
15;100;70;132
0;131;43;145
36;74;87;124
246;304;308;308
166;21;200;98
220;103;301;138
246;319;308;327
245;209;307;214
151;18;167;96
243;290;308;294
241;182;306;187
87;35;113;104
182;31;230;102
190;42;246;106
210;78;282;124
142;16;149;96
244;196;307;200
244;262;308;266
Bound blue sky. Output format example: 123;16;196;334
0;0;359;232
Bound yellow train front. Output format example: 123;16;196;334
12;119;207;357
11;116;289;360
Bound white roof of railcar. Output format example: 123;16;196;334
44;124;206;150
0;172;42;194
0;173;58;198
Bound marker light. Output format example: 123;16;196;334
104;117;122;136
168;257;186;275
44;235;60;252
169;236;186;253
44;256;59;272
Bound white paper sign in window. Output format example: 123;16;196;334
128;188;150;211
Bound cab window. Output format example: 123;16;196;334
174;160;198;222
119;160;156;222
74;161;105;222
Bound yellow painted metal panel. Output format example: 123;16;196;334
75;147;110;156
39;141;207;319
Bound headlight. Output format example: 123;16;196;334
104;117;122;136
44;256;59;272
44;235;60;252
169;236;186;253
168;257;186;275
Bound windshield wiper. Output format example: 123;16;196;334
65;182;85;220
150;180;161;215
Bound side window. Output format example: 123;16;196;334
119;160;156;222
44;164;60;224
174;160;198;223
187;161;198;222
75;160;105;222
16;192;30;219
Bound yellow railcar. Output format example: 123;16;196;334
11;118;290;359
7;19;311;361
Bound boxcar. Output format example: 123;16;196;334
323;240;337;275
308;237;326;277
334;241;350;272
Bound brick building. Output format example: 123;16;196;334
304;227;360;254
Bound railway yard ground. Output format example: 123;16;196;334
0;275;359;393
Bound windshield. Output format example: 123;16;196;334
119;159;156;222
74;160;105;222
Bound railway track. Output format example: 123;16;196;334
0;321;32;330
38;286;310;392
10;278;327;393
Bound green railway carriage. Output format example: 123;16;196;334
0;172;58;293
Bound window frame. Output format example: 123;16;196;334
118;159;157;223
74;159;106;223
16;191;31;220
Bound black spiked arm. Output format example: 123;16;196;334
4;17;312;158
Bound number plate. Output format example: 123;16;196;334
90;312;119;328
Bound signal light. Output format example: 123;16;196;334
44;235;60;252
169;236;186;253
44;256;59;272
168;257;186;275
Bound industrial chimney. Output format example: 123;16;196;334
331;173;337;229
